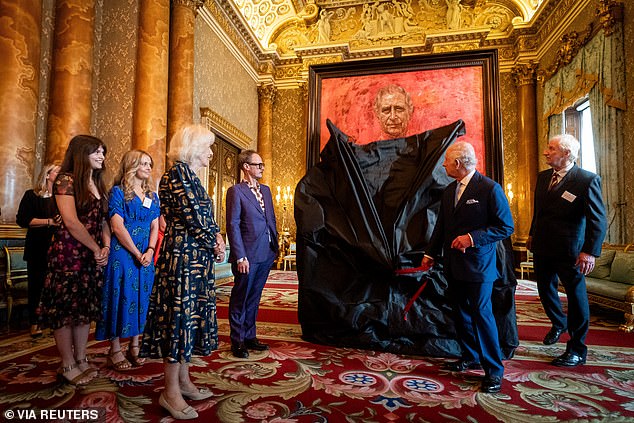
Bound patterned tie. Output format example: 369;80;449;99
245;181;265;211
548;173;560;191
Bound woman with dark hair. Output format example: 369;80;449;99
16;163;62;338
140;124;225;420
39;135;111;386
96;150;159;370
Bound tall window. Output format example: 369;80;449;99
563;98;595;173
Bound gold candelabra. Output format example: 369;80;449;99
275;185;293;268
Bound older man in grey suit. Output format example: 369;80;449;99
528;134;607;367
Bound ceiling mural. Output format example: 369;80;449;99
206;0;584;82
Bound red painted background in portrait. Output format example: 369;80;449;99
319;67;485;173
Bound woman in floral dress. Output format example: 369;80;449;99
39;135;111;386
140;124;225;420
96;150;159;370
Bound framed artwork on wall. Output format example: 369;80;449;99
307;49;504;181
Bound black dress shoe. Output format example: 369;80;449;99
552;351;586;367
231;343;249;359
245;338;269;351
445;360;482;372
481;376;502;393
543;327;566;345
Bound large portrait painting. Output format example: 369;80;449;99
307;49;503;180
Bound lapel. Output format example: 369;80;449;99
453;171;480;213
240;183;264;215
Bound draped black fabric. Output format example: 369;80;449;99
295;120;519;358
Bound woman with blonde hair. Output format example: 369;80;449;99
17;163;62;337
39;135;111;386
140;124;225;420
96;150;159;370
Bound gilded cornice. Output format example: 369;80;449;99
203;0;605;84
200;107;253;149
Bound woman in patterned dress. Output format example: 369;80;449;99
140;124;225;420
96;150;160;370
39;135;111;386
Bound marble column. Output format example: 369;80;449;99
132;0;170;183
511;63;539;244
257;84;277;184
46;0;96;164
0;0;42;223
166;0;201;147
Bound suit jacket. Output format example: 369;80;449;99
226;182;279;264
427;171;514;283
529;165;606;258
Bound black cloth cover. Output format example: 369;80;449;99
295;120;518;359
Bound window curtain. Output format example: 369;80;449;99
542;23;627;243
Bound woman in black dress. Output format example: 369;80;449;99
16;163;62;337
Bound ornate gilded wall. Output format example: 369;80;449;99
271;87;306;236
94;0;139;181
193;16;258;145
499;71;520;227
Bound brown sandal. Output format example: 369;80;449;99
76;357;98;377
126;345;146;367
107;349;132;371
57;363;90;386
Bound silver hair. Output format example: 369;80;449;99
550;133;580;162
448;141;477;170
167;124;215;166
374;84;414;114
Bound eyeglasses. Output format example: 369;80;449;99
247;162;265;169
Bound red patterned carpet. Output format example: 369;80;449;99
1;271;633;422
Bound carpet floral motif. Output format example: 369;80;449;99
1;274;633;422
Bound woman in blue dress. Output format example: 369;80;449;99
96;150;160;370
140;124;225;420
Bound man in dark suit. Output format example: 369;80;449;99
226;150;279;358
422;141;514;393
528;134;606;367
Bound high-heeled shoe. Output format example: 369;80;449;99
57;363;89;386
180;386;213;400
107;349;132;371
125;345;146;367
159;392;198;420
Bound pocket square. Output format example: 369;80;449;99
466;199;479;204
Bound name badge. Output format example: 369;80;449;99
561;191;576;202
143;197;153;208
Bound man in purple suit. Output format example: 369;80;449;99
226;150;279;358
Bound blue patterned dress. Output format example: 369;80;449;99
96;186;160;340
139;162;220;363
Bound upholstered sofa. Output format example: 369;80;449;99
573;244;634;332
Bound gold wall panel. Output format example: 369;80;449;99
499;71;520;237
271;87;306;238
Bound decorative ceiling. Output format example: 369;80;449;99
204;0;590;81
